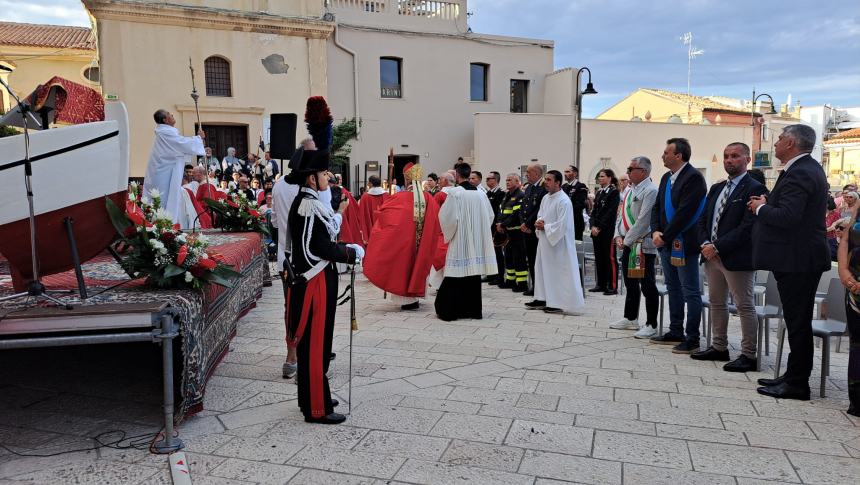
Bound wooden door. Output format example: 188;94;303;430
199;124;249;161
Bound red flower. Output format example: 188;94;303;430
160;232;176;244
208;252;226;263
248;209;260;218
126;207;144;226
227;200;239;209
190;265;206;278
172;223;181;231
123;226;137;238
197;258;216;270
176;245;188;265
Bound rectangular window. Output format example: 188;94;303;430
380;57;402;98
510;79;529;113
470;63;488;102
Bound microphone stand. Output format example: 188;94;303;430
0;77;72;308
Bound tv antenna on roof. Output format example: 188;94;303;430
680;32;704;97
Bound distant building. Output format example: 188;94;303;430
0;21;99;114
823;128;860;189
325;0;554;190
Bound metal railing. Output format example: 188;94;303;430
330;0;386;13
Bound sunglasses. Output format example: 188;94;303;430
626;167;645;173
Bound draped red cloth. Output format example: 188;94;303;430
338;188;364;246
184;188;212;229
358;192;390;245
434;190;447;206
28;76;104;124
363;191;441;297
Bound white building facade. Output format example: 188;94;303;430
324;0;554;191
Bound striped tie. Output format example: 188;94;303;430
712;180;733;241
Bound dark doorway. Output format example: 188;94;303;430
331;157;350;193
197;124;249;161
392;154;419;187
510;79;529;113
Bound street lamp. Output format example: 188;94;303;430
750;89;778;126
573;67;597;170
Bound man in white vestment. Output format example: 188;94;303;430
526;170;585;315
435;163;497;321
143;109;205;225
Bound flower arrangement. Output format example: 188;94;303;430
106;182;242;289
203;191;270;238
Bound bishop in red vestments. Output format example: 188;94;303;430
364;163;441;310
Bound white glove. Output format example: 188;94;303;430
346;243;365;260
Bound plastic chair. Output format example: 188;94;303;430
774;278;847;396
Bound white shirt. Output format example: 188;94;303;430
669;162;688;184
272;178;300;269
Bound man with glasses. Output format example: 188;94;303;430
612;157;659;337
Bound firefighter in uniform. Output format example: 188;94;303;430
496;173;529;292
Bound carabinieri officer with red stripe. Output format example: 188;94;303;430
285;148;363;424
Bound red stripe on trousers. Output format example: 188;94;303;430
284;286;295;346
305;274;328;418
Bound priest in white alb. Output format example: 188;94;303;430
434;163;497;321
526;169;585;315
143;109;205;225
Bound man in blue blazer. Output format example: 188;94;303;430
748;124;830;400
650;138;708;354
693;142;768;372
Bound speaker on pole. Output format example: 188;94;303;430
269;113;297;160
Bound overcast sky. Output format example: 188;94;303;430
3;0;858;117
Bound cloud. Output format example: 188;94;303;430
0;0;90;27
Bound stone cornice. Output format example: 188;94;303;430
175;104;265;116
82;1;334;39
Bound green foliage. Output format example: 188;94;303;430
0;124;19;138
331;118;361;168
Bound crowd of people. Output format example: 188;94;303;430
144;105;857;424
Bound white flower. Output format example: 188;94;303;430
184;271;193;282
149;188;161;199
128;192;135;201
201;252;209;259
129;181;139;190
177;233;187;243
159;247;167;255
154;208;172;221
197;234;209;244
141;196;151;205
150;239;165;249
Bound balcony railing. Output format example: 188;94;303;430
330;0;462;21
330;0;386;13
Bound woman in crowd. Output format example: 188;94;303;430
837;199;860;417
589;168;620;295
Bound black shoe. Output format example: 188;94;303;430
723;355;757;373
331;399;339;407
512;285;526;293
650;333;684;345
690;347;731;361
756;382;811;401
603;290;618;296
497;281;510;289
672;341;700;354
848;405;860;417
481;276;491;283
543;307;563;314
758;375;787;387
304;412;347;424
400;302;420;311
486;277;499;285
525;300;546;310
523;289;534;296
588;287;606;293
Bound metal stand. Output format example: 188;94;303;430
0;76;72;309
152;313;184;454
64;217;88;300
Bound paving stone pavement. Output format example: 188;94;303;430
1;267;859;484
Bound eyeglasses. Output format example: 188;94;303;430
626;167;644;173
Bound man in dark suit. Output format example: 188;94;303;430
521;163;547;296
563;165;589;240
749;124;830;400
485;171;506;284
650;138;708;354
692;142;768;372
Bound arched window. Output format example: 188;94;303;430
83;66;100;83
204;56;232;97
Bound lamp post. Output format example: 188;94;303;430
573;67;597;170
750;89;778;126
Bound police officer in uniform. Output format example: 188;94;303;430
485;171;506;284
521;163;547;296
562;165;589;240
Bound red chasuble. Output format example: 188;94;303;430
338;188;364;246
363;191;441;297
359;192;390;245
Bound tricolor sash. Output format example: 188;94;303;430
621;190;645;278
664;177;706;267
